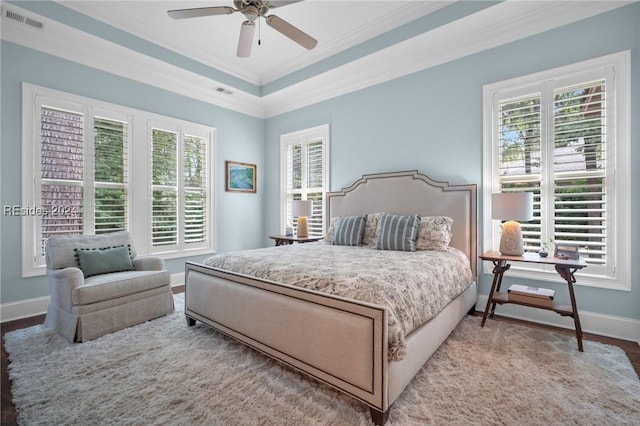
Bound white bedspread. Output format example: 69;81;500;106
203;243;473;361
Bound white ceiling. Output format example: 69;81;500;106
61;0;451;86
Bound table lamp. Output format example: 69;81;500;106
291;200;312;238
492;192;533;256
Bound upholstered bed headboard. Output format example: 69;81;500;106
326;170;477;278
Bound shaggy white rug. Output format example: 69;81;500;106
5;294;640;425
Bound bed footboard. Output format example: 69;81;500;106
184;262;389;415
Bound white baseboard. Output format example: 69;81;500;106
476;294;640;344
1;272;185;323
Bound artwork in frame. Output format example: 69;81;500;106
225;161;257;193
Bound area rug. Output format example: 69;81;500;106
5;294;639;425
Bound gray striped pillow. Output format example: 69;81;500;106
375;214;421;251
332;215;366;246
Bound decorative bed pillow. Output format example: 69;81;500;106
415;216;454;251
74;244;134;278
375;214;421;251
332;215;367;246
362;212;384;247
324;216;340;243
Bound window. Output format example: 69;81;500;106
22;84;215;277
483;51;630;290
149;125;210;253
280;125;330;237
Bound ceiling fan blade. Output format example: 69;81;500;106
267;1;304;8
266;15;317;50
167;6;235;20
237;21;256;58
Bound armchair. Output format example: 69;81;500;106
44;231;174;342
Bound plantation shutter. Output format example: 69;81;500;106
306;140;324;236
94;117;128;234
151;128;178;247
40;106;84;257
497;95;542;251
497;79;609;270
183;135;207;243
552;80;607;264
284;137;325;238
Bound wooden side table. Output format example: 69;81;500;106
479;250;587;351
269;235;323;246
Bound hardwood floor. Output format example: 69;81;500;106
2;304;638;425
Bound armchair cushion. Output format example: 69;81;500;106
74;244;134;277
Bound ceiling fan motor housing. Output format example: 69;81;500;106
234;1;271;20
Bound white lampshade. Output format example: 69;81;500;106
492;192;534;221
492;192;533;256
291;200;312;218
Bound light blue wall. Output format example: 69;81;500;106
0;41;265;304
1;2;638;322
264;4;640;319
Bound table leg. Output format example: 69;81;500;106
481;260;510;327
556;265;584;352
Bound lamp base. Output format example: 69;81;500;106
499;220;524;256
296;216;309;238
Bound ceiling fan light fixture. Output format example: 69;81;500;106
237;20;256;57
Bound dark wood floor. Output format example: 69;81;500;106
2;301;639;425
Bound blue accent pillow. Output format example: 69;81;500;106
375;214;421;251
332;215;367;246
74;244;134;278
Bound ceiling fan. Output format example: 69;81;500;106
167;1;318;58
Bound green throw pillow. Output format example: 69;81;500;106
74;244;134;278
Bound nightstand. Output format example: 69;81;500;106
268;235;323;246
479;250;587;351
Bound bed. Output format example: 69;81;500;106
184;170;477;424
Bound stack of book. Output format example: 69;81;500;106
508;284;555;308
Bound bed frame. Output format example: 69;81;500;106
184;170;477;424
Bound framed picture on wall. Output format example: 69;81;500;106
225;161;257;193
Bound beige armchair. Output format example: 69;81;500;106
44;231;174;342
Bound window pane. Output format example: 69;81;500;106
184;191;206;243
95;188;126;234
152;190;177;246
94;118;126;183
554;80;606;173
307;191;324;236
498;96;541;176
183;135;207;244
152;129;177;186
41;107;83;181
184;135;206;188
307;140;324;189
41;184;83;256
287;144;302;191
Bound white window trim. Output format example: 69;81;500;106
279;124;330;235
482;51;631;291
21;83;216;277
